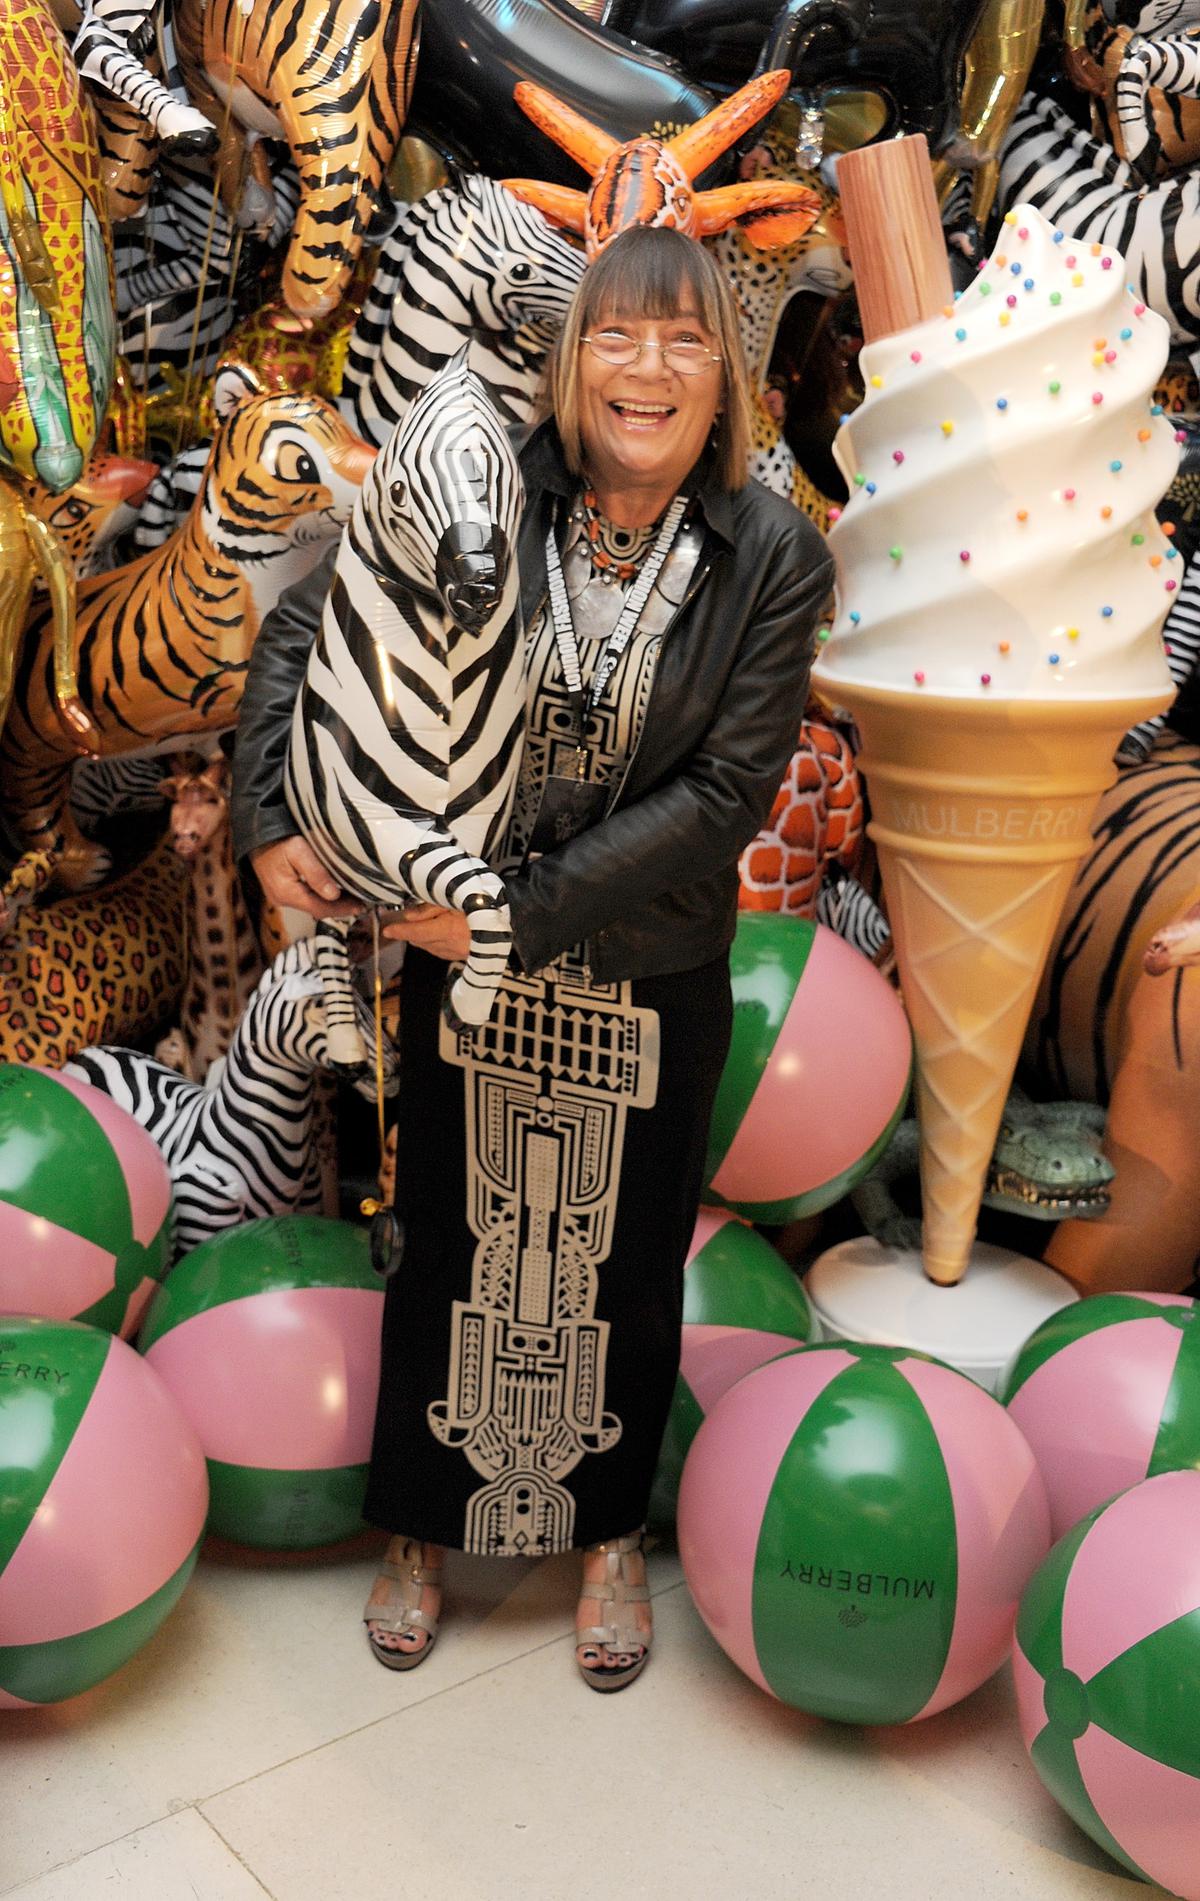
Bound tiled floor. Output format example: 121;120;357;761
2;1534;1141;1901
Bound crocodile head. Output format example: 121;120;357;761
983;1104;1115;1221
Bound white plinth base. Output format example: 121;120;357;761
804;1238;1079;1394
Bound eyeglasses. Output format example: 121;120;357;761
580;331;723;376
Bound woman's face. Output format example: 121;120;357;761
575;302;724;500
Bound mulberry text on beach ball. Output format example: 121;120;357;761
678;1342;1050;1723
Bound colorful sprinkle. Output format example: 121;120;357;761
1151;404;1163;416
959;550;971;563
1101;605;1113;617
1092;392;1104;405
1138;428;1152;442
865;482;877;494
910;350;922;363
1120;327;1132;340
816;626;830;642
889;546;902;561
870;374;883;388
1092;353;1104;368
980;282;992;296
1049;380;1061;394
1134;302;1146;315
1010;262;1021;275
1166;579;1178;591
1004;212;1016;225
996;255;1008;267
1110;460;1122;472
1132;532;1145;545
1053;230;1064;243
1066;254;1076;267
1006;294;1018;307
849;610;860;623
941;420;955;436
1101;506;1112;519
1073;274;1085;287
1016;509;1029;522
999;312;1011;326
1064;488;1076;501
1049;291;1062;306
1176;430;1188;444
1150;554;1162;568
1167;546;1179;559
827;506;842;522
1094;337;1107;349
999;640;1011;654
956;327;967;341
942;304;955;317
854;472;866;486
1024;278;1035;290
914;670;926;684
980;673;992;686
1105;350;1117;364
996;396;1009;410
1067;627;1080;641
1163;521;1176;534
1049;653;1060;665
1019;226;1029;240
892;450;905;463
1091;244;1103;257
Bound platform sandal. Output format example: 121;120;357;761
363;1538;442;1671
575;1529;652;1693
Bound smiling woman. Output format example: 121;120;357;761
230;223;835;1698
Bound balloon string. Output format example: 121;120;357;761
174;0;249;458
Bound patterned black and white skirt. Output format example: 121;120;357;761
363;944;731;1555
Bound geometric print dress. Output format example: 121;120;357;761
363;494;734;1555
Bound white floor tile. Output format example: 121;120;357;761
5;1810;269;1901
0;1533;589;1890
200;1583;1142;1901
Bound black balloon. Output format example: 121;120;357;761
406;0;718;186
606;0;991;157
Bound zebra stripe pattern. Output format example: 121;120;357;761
1114;27;1200;176
133;445;208;551
73;5;215;151
288;348;526;1036
998;89;1200;345
63;938;397;1255
340;175;586;447
115;157;299;394
69;753;171;834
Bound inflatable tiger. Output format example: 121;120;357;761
173;0;420;321
28;451;156;576
1023;737;1200;1295
0;368;374;918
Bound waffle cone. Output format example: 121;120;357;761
829;683;1173;1284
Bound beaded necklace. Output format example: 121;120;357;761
579;486;662;585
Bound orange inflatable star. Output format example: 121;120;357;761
503;69;824;259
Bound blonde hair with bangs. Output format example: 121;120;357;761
547;225;752;493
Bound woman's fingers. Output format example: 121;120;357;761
250;837;360;919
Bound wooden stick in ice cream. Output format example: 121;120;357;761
835;135;953;345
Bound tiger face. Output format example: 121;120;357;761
28;453;156;576
202;369;376;571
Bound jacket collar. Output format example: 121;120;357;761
518;417;736;550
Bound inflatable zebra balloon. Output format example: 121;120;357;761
286;348;525;1045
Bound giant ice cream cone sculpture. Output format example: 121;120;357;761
813;137;1177;1286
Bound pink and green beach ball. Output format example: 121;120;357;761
0;1316;207;1708
678;1342;1050;1724
139;1216;383;1549
1014;1470;1200;1899
1003;1293;1200;1540
0;1064;173;1338
649;1208;813;1528
702;916;911;1223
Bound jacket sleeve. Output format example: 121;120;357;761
229;546;336;865
506;543;836;975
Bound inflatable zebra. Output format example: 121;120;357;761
73;0;216;154
63;938;398;1254
1113;19;1200;179
287;348;525;1046
340;175;585;448
998;88;1200;347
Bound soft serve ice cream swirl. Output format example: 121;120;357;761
816;205;1179;705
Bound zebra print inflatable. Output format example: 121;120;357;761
1114;25;1200;177
73;0;215;153
287;348;525;1042
340;175;585;447
998;89;1200;346
63;937;397;1254
116;157;299;396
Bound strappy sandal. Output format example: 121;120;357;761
363;1538;442;1671
575;1529;652;1693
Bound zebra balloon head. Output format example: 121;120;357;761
457;176;585;347
265;940;399;1100
361;348;524;637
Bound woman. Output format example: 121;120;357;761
230;224;833;1691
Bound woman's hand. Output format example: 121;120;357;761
381;904;472;963
250;836;361;919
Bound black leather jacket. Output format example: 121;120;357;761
230;421;834;982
